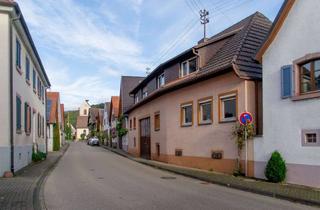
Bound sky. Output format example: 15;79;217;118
16;0;284;110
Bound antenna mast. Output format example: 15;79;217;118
199;9;209;39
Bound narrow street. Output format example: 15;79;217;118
44;142;317;210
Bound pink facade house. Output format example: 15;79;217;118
125;12;272;176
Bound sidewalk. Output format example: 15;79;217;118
0;144;69;210
103;146;320;207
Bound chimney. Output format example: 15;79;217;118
198;37;209;44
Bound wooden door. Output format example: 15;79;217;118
140;117;151;159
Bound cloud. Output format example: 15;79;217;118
17;0;146;72
45;58;118;110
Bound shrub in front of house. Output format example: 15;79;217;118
32;152;47;162
265;151;287;183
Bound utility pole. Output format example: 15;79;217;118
200;9;209;39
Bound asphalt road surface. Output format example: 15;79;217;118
44;142;318;210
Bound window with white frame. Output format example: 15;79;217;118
219;92;237;122
301;129;320;146
134;94;139;104
180;102;193;126
142;87;148;99
180;57;197;77
157;73;165;88
198;98;212;124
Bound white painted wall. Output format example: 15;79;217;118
0;12;11;176
254;0;320;187
0;5;49;174
79;101;90;117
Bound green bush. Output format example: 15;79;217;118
53;123;61;151
32;152;47;162
265;151;287;183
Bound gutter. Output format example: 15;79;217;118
9;12;21;173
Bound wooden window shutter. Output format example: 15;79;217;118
281;65;293;98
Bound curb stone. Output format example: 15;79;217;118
102;146;320;207
33;143;70;210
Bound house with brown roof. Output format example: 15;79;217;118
46;92;63;152
76;100;90;140
109;96;119;148
88;107;104;136
254;0;320;187
126;12;271;175
118;76;145;151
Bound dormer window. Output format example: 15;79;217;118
135;94;139;104
142;87;148;99
180;57;197;77
157;73;165;88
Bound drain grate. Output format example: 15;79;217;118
161;176;176;180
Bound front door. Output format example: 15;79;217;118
140;117;151;159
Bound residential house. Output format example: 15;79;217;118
103;102;111;145
46;92;63;152
60;104;65;145
88;107;104;136
126;12;271;175
119;76;145;151
109;96;119;148
254;0;320;187
0;0;50;176
76;100;90;140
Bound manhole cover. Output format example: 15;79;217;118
97;177;104;180
161;176;176;180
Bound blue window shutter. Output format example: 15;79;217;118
281;65;293;98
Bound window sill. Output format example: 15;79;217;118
16;66;22;75
292;91;320;101
219;119;236;124
198;121;212;126
181;123;192;127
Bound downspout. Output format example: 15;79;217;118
9;13;21;173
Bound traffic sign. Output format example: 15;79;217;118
239;112;253;125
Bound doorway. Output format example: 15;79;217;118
139;117;151;159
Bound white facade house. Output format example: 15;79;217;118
103;102;110;145
0;1;50;176
254;0;320;187
76;100;90;140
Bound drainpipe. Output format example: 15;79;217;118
9;13;21;174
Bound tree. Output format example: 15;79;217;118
265;151;287;183
64;124;72;140
116;115;128;138
232;122;254;175
53;123;60;151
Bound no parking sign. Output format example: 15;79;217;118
239;112;253;125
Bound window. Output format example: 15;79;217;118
142;87;148;99
219;91;237;122
24;102;31;135
38;113;41;137
180;102;193;127
16;38;21;70
16;95;22;133
156;143;160;156
84;109;87;115
154;112;160;131
180;57;197;77
130;119;132;130
37;77;41;98
301;129;320;146
175;149;183;157
198;97;213;125
300;59;320;94
135;94;139;104
157;73;165;88
33;69;36;91
25;56;30;82
133;117;136;130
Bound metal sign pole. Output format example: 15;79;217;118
245;125;248;177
